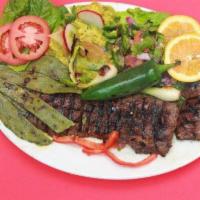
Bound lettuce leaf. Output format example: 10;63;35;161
0;0;30;24
127;8;169;28
0;0;69;32
28;0;68;31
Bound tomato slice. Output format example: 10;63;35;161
10;16;50;61
0;24;26;65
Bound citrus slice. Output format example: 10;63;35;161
158;15;200;43
165;34;200;82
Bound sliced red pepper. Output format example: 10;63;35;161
53;131;119;151
106;151;157;167
74;137;104;150
104;131;119;148
82;148;104;155
53;131;157;168
82;131;119;155
53;135;104;149
53;135;76;143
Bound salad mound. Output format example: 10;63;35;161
0;0;171;88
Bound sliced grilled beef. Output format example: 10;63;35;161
25;94;179;156
182;82;200;99
177;82;200;140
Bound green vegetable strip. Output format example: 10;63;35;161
0;66;81;94
0;80;74;133
119;24;131;55
0;93;52;146
103;30;118;39
23;74;81;94
127;8;169;28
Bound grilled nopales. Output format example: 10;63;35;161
0;93;52;145
27;93;179;156
0;64;81;94
0;80;74;133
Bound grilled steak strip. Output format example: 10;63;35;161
25;94;179;156
177;82;200;140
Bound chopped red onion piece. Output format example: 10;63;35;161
126;16;135;25
124;55;137;67
161;74;176;86
124;55;143;68
137;53;151;61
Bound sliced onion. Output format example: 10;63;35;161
143;87;181;102
137;53;151;61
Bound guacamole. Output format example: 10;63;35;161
72;19;106;47
72;43;112;84
72;2;117;47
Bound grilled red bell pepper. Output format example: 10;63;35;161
106;151;158;167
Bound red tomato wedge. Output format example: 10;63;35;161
9;16;50;61
0;24;26;65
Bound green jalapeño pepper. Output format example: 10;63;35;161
81;60;174;100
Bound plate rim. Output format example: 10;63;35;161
1;1;200;180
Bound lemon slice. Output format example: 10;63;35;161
165;34;200;82
158;15;200;43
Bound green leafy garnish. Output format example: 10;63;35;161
0;0;30;25
127;8;169;28
66;6;77;24
111;50;124;71
118;24;131;55
132;36;155;55
117;11;129;24
0;0;69;32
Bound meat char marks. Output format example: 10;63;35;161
33;94;178;156
177;82;200;140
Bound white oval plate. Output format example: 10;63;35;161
1;2;200;180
